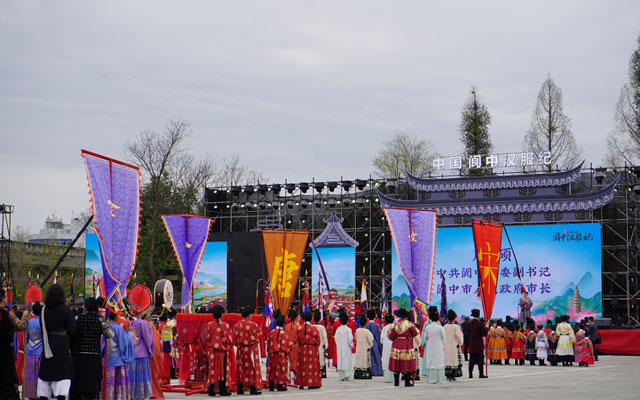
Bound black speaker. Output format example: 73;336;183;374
594;318;612;329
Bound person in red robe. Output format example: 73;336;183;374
295;311;322;389
284;310;300;378
234;306;262;395
206;305;232;397
388;308;419;387
150;319;165;399
266;315;290;392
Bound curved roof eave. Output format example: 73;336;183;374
406;161;585;192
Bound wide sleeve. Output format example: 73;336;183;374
440;326;446;350
455;326;463;345
387;325;397;341
366;330;373;348
421;326;428;347
348;329;354;349
9;310;28;331
142;322;154;356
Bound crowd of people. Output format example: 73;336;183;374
1;285;602;400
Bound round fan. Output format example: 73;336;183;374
128;284;152;314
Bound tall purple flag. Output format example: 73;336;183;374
383;207;437;315
82;150;141;309
162;215;211;312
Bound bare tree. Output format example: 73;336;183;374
606;34;640;166
372;129;436;178
215;154;268;186
12;225;31;242
124;119;191;281
523;74;582;172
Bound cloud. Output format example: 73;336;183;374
1;1;639;231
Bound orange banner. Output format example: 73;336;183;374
262;229;309;315
472;220;503;320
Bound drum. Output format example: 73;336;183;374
154;279;174;309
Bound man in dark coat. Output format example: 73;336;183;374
585;316;599;361
468;309;487;379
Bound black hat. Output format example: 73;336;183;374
471;309;480;318
393;308;409;319
241;306;254;318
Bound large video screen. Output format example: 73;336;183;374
392;223;602;323
312;247;356;312
193;241;228;307
84;232;102;297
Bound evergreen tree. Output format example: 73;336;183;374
606;33;640;166
459;87;493;176
523;74;582;172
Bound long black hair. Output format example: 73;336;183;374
44;284;65;308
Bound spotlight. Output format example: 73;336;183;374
287;200;295;209
314;199;322;208
300;199;310;209
634;166;640;178
258;201;267;210
341;180;353;191
355;179;367;191
386;179;397;193
327;181;338;192
230;186;242;196
285;183;296;194
257;184;268;194
272;202;280;210
634;185;640;195
244;185;254;194
313;182;325;192
299;182;309;193
231;202;240;211
356;197;366;206
343;198;351;207
328;198;337;207
594;168;606;185
271;184;281;193
245;201;254;209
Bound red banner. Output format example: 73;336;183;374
472;220;503;320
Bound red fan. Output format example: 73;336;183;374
24;284;43;305
128;284;152;314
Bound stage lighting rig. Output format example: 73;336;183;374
299;182;309;193
386;179;397;193
313;182;325;192
285;183;296;194
257;184;268;194
244;185;254;194
594;168;606;185
355;179;367;191
300;199;310;209
328;198;337;207
327;181;338;192
271;184;281;193
231;186;242;196
341;180;353;191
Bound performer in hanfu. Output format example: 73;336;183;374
70;297;114;400
294;311;322;389
365;309;383;376
38;284;76;400
387;308;419;387
467;309;487;379
104;311;135;400
312;311;328;378
266;315;290;392
555;315;575;366
284;310;300;379
518;291;533;325
24;302;43;400
129;312;154;400
334;312;354;381
234;306;262;395
380;314;395;383
493;324;508;365
206;305;232;396
354;315;373;379
510;322;526;365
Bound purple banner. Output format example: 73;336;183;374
162;215;211;311
82;150;141;308
383;207;437;306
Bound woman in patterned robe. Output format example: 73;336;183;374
387;309;419;387
510;323;526;365
493;325;508;364
266;315;290;391
206;305;232;396
295;311;322;389
233;307;262;395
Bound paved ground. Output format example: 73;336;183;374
163;355;638;399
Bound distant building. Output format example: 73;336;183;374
29;214;86;247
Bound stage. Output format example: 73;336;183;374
597;329;640;356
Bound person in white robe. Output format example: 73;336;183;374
424;310;446;384
313;312;329;376
381;314;394;383
334;313;354;381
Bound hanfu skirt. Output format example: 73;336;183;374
23;354;41;398
129;358;152;400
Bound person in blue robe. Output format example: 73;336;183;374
365;310;383;376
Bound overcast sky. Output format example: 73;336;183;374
1;1;639;233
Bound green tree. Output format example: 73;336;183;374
459;87;493;176
372;129;436;178
523;74;582;172
606;33;640;166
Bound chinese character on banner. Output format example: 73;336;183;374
538;151;551;165
521;152;534;166
433;157;445;170
503;153;517;167
486;154;498;168
449;156;462;170
469;155;482;169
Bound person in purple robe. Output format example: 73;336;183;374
129;312;154;400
